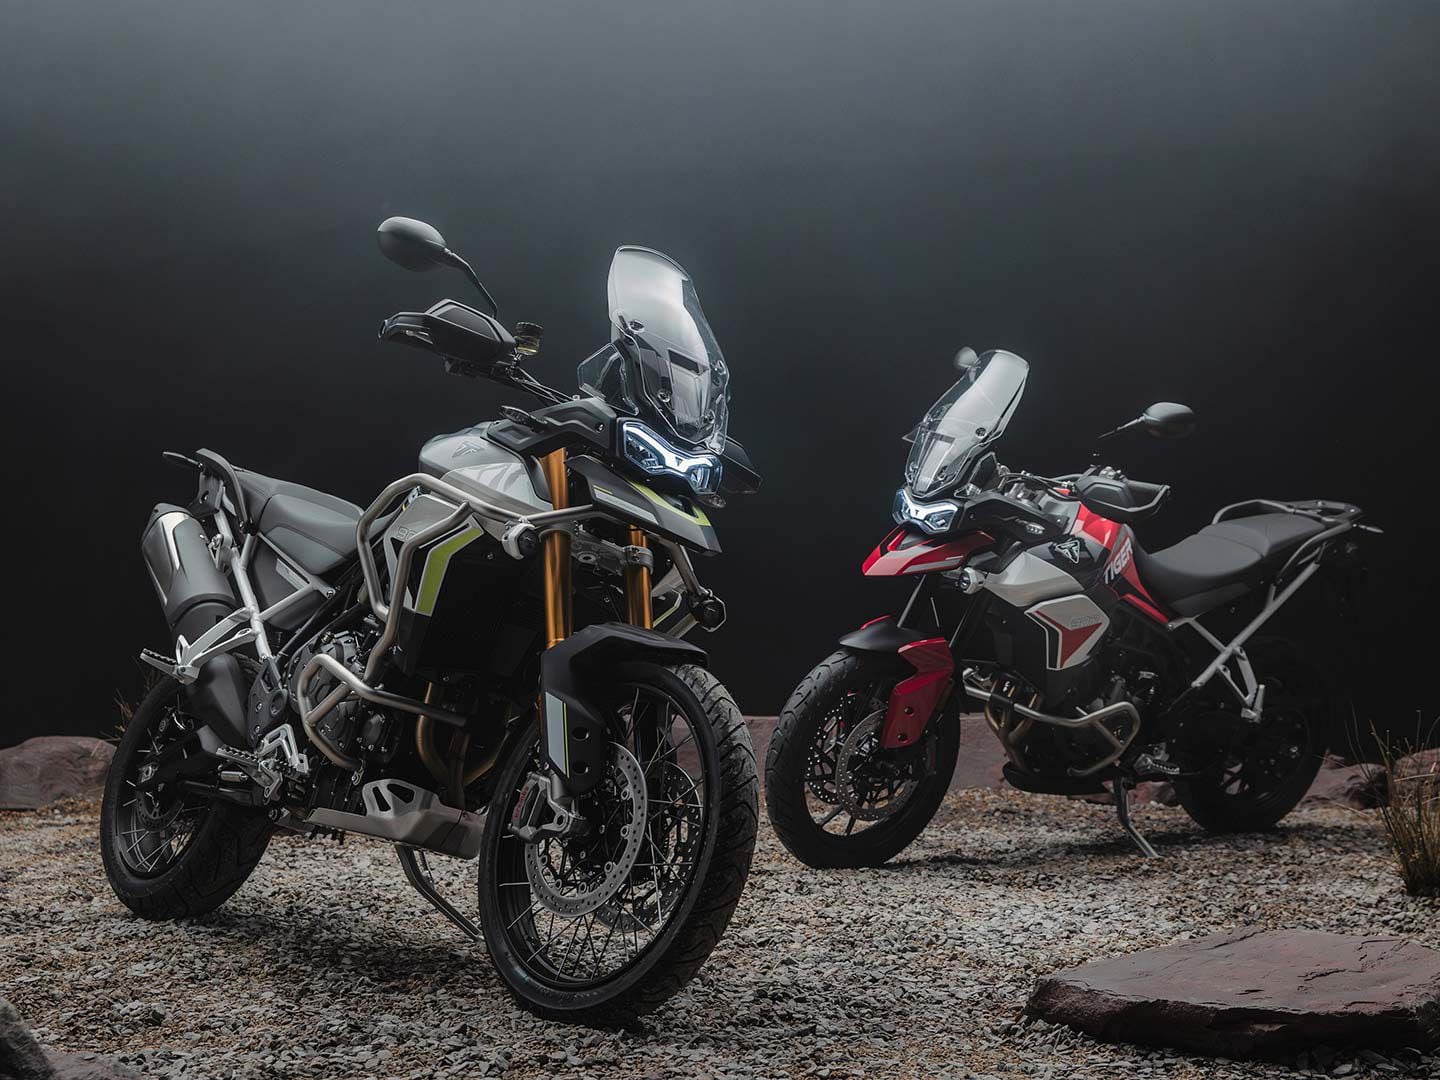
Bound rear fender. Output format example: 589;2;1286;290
540;623;707;796
837;617;956;750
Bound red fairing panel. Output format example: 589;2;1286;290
862;527;993;577
881;637;954;749
1070;506;1173;624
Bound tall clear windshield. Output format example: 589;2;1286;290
905;350;1028;497
578;246;729;453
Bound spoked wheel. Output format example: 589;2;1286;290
101;676;271;918
1175;643;1327;833
766;650;959;868
478;662;756;1025
112;703;207;876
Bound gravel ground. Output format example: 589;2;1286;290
2;790;1436;1080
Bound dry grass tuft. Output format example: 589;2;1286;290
1376;736;1440;896
110;667;164;743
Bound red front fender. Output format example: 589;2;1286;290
880;637;954;749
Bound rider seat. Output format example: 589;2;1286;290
236;469;364;576
1135;513;1327;618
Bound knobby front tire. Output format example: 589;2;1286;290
477;662;758;1025
765;650;960;869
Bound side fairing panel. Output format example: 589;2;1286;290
420;424;552;530
1025;595;1110;670
1069;506;1172;624
382;494;486;614
862;528;992;576
569;456;722;553
981;549;1083;608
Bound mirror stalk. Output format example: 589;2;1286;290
443;249;499;318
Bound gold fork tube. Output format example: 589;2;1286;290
539;449;572;649
624;526;653;629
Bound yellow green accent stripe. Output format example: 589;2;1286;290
415;524;484;615
626;480;711;526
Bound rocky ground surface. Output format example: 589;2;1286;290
2;790;1436;1080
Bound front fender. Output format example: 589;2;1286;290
838;615;931;654
837;617;955;750
540;623;707;795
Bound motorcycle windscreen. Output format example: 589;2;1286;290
581;246;730;453
905;350;1028;498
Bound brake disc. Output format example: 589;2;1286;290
524;742;647;918
806;704;852;804
833;710;921;822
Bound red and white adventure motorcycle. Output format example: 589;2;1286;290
764;348;1376;862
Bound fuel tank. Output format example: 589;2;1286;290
419;422;551;526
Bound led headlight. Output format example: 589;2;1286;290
892;487;961;535
620;421;723;497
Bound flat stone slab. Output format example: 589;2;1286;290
1026;928;1440;1059
0;737;114;810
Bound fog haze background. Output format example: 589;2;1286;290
2;1;1437;745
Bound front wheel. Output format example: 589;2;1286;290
477;662;757;1025
765;650;960;869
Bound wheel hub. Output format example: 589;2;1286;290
833;710;920;822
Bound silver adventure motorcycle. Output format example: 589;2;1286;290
102;217;761;1023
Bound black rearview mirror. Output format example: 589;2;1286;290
376;216;500;317
376;216;450;272
1139;401;1196;439
1101;400;1197;441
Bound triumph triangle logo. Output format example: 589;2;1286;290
1052;538;1082;565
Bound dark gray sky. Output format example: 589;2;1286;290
2;2;1438;739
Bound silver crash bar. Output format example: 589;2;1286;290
296;472;601;769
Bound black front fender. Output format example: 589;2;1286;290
540;623;707;795
837;616;931;655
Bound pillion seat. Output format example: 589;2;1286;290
235;468;363;576
1134;513;1327;618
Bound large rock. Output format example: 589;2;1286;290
0;737;115;810
1303;753;1388;810
0;997;141;1079
1393;748;1440;784
1026;928;1440;1058
0;996;53;1079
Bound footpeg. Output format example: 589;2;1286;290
139;648;181;679
1132;753;1181;778
215;745;286;801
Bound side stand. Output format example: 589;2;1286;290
1114;781;1159;858
396;845;481;940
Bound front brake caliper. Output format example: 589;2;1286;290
509;771;588;843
